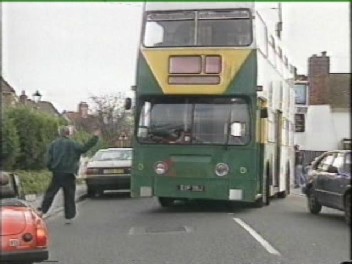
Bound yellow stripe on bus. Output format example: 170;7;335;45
142;49;252;95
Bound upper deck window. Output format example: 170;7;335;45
143;9;252;48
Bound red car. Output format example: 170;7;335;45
0;172;49;264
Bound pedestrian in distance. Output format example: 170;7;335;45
294;145;305;188
37;126;101;224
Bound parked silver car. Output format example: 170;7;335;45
85;148;132;197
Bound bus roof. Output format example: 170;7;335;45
144;2;254;12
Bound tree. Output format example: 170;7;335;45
89;93;134;146
73;130;109;157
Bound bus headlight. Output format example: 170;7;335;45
154;162;168;175
215;163;229;177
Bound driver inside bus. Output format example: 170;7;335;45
168;129;191;144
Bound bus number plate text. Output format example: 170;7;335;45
178;185;204;192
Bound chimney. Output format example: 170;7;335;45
19;90;28;104
308;52;330;105
78;102;89;118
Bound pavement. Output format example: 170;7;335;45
290;184;306;196
27;183;87;219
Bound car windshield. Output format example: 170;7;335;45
92;150;132;161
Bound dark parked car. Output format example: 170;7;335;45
85;148;132;197
302;150;351;224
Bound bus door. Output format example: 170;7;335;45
257;97;268;194
274;110;282;188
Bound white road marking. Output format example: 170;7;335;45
233;217;281;256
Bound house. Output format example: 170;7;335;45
1;77;18;108
1;76;60;117
18;90;60;117
63;102;100;133
294;52;351;161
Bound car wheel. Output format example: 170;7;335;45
252;197;264;208
307;188;322;214
344;193;351;225
277;190;287;198
87;186;95;198
158;197;174;207
96;189;104;197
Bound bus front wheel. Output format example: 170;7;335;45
158;197;175;207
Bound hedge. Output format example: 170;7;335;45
1;114;20;169
4;106;67;170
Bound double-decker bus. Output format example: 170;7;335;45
126;2;296;207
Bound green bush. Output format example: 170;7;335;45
1;113;20;169
15;170;52;195
6;106;64;170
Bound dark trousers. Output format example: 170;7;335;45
41;172;76;219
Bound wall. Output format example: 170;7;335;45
294;105;350;151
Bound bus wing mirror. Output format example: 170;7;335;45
260;108;268;118
124;98;132;110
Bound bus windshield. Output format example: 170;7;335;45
137;97;250;145
143;9;252;47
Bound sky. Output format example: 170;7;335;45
2;2;350;113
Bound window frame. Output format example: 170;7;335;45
142;8;253;48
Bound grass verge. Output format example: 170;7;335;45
15;170;52;195
15;170;86;195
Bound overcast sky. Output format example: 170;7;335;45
2;2;350;112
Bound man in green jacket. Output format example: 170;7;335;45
38;126;100;224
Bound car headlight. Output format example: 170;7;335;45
154;162;168;175
215;163;229;177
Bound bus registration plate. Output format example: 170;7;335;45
178;185;204;192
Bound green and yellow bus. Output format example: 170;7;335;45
127;2;296;207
